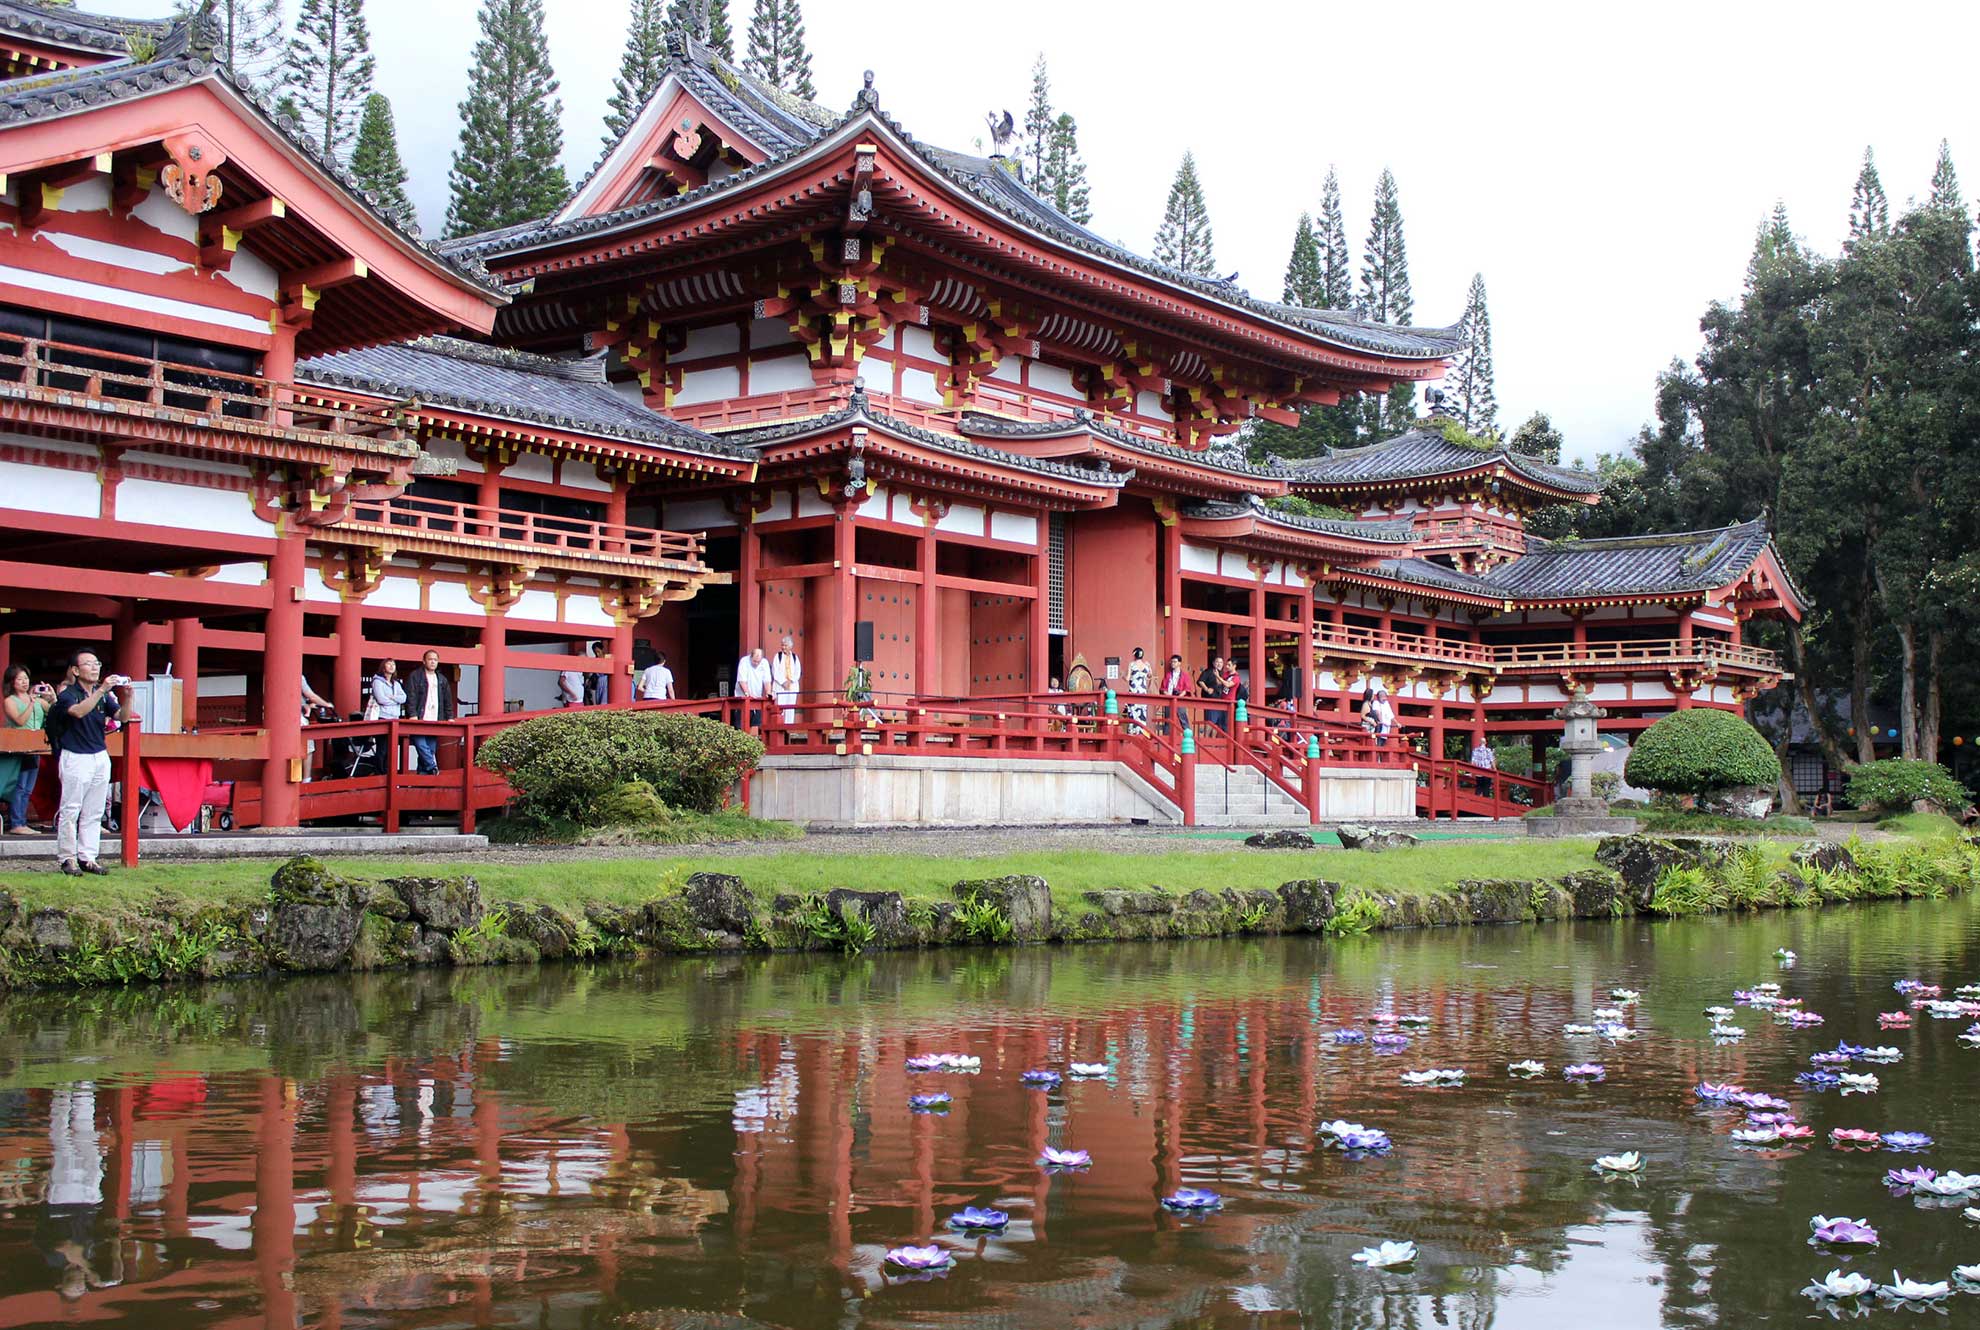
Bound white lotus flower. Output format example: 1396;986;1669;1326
1351;1240;1417;1268
1775;949;1797;962
1916;1171;1980;1197
1592;1007;1626;1021
1610;988;1640;1003
1704;1006;1736;1018
1879;1272;1950;1301
1068;1062;1111;1077
1859;1046;1903;1061
1594;1151;1644;1173
1400;1068;1465;1086
1839;1072;1880;1092
1562;1023;1596;1035
1712;1025;1746;1038
1732;1126;1783;1144
1954;1263;1980;1282
1756;982;1782;994
1507;1059;1546;1075
1805;1269;1874;1298
1318;1119;1366;1140
1965;1206;1980;1222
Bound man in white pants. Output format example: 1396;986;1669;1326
51;650;132;877
734;647;772;728
771;636;802;725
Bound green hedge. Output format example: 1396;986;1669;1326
1623;709;1780;795
478;710;764;819
1845;758;1969;814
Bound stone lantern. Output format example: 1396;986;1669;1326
1530;686;1639;837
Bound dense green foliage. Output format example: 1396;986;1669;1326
1358;167;1414;431
477;709;764;820
603;0;667;146
1624;710;1782;794
347;93;412;219
1845;758;1969;813
1153;152;1216;276
1448;273;1498;434
180;0;285;91
445;0;571;237
281;0;375;161
743;0;814;97
1648;835;1980;916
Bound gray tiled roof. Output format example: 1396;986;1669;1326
0;18;501;298
1281;428;1604;494
1362;558;1506;597
0;1;167;56
1182;500;1418;544
442;41;1461;362
725;385;1130;488
957;409;1289;481
1479;520;1782;599
297;338;753;461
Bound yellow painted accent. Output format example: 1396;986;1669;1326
39;182;63;211
351;257;369;279
221;224;242;253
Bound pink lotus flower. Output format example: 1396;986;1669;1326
1808;1216;1879;1246
884;1244;955;1273
1776;1123;1815;1140
1878;1012;1913;1027
1039;1146;1091;1170
1830;1128;1882;1147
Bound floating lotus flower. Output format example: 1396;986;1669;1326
1809;1216;1880;1246
907;1053;981;1072
1564;1063;1606;1081
1797;1071;1842;1088
1021;1069;1063;1088
1957;983;1980;998
1775;948;1797;962
1732;1126;1783;1144
1318;1119;1365;1140
1810;1050;1853;1066
1593;1150;1644;1173
909;1093;952;1111
1731;1091;1790;1112
1878;1012;1913;1028
1592;1007;1625;1021
1963;1027;1980;1047
1886;1167;1938;1190
1704;1005;1736;1018
1712;1026;1746;1041
1597;1022;1638;1040
1508;1060;1546;1076
1786;1011;1825;1028
1967;1206;1980;1222
1400;1068;1465;1086
1878;1272;1951;1301
1955;1263;1980;1283
1609;987;1641;1003
1839;1072;1880;1093
1694;1082;1743;1102
1775;995;1805;1008
1397;1013;1431;1027
1332;1030;1368;1044
1756;981;1782;994
1351;1240;1417;1268
1883;1132;1934;1151
1160;1187;1223;1211
1777;1124;1815;1141
1068;1062;1111;1078
1338;1128;1393;1153
1803;1269;1874;1299
1915;1172;1980;1197
1747;1111;1796;1127
1562;1023;1597;1036
1895;979;1928;994
1834;1042;1868;1057
884;1244;955;1272
1039;1146;1092;1170
1371;1033;1410;1053
947;1205;1008;1231
1831;1128;1883;1148
1370;1012;1402;1025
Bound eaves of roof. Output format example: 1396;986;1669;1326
957;409;1290;484
1182;500;1418;545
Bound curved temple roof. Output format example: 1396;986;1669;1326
1281;427;1603;496
0;1;169;60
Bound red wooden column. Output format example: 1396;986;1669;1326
830;503;857;694
111;606;149;684
1161;516;1183;665
609;620;634;704
1250;580;1267;704
252;1076;297;1330
1030;509;1049;691
1297;578;1315;722
261;523;306;827
479;613;507;717
171;618;200;727
739;520;762;657
1572;611;1589;656
333;597;364;719
916;523;937;693
476;453;503;531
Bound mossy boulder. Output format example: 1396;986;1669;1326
264;856;366;970
683;872;758;935
1080;889;1173;917
824;889;913;946
1277;879;1340;931
1245;829;1316;850
1595;835;1732;907
26;909;75;953
1557;868;1630;918
1454;879;1540;924
499;903;580;960
1791;840;1858;875
952;875;1052;941
386;874;483;932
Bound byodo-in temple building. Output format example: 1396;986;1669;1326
0;9;1805;832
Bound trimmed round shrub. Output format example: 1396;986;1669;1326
1845;758;1969;814
478;710;764;820
1623;709;1780;795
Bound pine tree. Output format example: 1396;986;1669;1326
1021;55;1053;189
743;0;814;98
1448;272;1497;435
1928;138;1962;215
1316;165;1351;308
281;0;375;162
664;0;731;59
1281;212;1321;306
179;0;286;92
1847;146;1889;244
1358;168;1414;429
348;92;413;220
1509;412;1564;466
1042;113;1091;224
1153;151;1216;276
1746;200;1796;289
604;0;667;147
445;0;571;238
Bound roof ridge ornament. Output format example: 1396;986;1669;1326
853;70;879;112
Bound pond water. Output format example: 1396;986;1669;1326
1;895;1977;1328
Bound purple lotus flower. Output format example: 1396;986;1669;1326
1797;1071;1842;1088
1810;1051;1852;1066
905;1054;947;1072
1748;1112;1797;1127
1894;979;1927;994
947;1206;1008;1231
1372;1032;1410;1047
1021;1069;1062;1088
1161;1187;1222;1211
1882;1132;1934;1151
885;1244;955;1272
1886;1167;1938;1190
1332;1030;1368;1044
1833;1042;1867;1058
1731;1092;1790;1112
1564;1063;1606;1080
1338;1128;1393;1154
909;1093;951;1111
1787;1011;1825;1027
1695;1082;1742;1102
1040;1147;1091;1170
1808;1216;1880;1246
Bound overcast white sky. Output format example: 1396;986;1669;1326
91;0;1980;463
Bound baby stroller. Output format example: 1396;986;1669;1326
332;712;384;779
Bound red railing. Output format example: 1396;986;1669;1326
334;494;704;565
1313;622;1782;674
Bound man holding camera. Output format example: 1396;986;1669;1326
53;650;133;877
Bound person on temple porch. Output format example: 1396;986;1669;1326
51;650;132;877
771;637;802;725
638;650;676;701
1470;736;1496;796
404;650;455;775
735;647;772;729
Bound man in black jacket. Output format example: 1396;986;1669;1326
404;650;454;774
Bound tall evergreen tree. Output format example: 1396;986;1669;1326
445;0;570;238
664;0;731;59
1746;200;1796;288
348;92;413;220
1021;55;1054;188
1846;146;1889;245
1928;138;1962;215
1358;168;1414;428
1153;151;1216;276
743;0;814;98
603;0;668;147
1316;165;1352;309
1281;213;1322;306
179;1;286;92
1042;113;1091;224
1448;272;1498;434
281;0;375;162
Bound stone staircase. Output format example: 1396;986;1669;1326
1190;763;1312;828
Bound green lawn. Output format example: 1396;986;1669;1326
0;839;1604;914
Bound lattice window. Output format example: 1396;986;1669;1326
1048;513;1067;632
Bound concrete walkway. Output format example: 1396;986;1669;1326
0;829;489;862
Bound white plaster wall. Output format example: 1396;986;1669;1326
428;582;485;617
675;364;741;405
1219;550;1258;580
1030;362;1077;398
367;575;422;610
748;316;796;348
855;355;891;394
989;511;1037;545
501;451;555;484
663;496;738;530
1136;390;1172;421
988;359;1021;383
509;588;560;622
0;262;267;334
796;489;832;518
900;367;942;405
937;502;986;535
559;458;611;493
561;594;616;628
132;187;198;242
857;484;889;520
901;326;938;360
302;564;339;603
681;324;740;359
889;492;926;526
221;245;279;300
115;478;268;537
750;353;812;393
1180;542;1218;574
0;460;98;516
42;230;188;277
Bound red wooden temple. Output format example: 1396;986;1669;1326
0;12;1803;832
